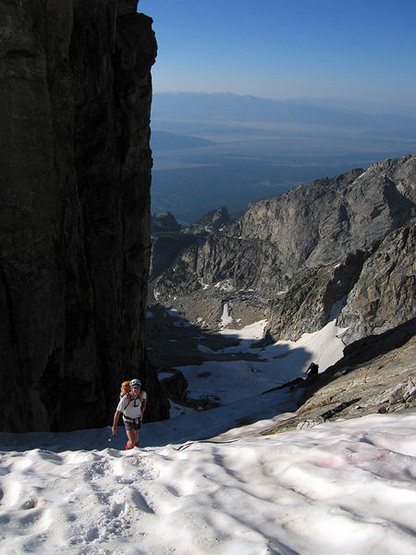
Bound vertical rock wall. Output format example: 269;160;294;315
0;0;169;432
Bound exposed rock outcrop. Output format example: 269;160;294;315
0;1;169;432
158;369;189;404
186;206;231;234
235;155;415;275
156;154;415;293
338;219;416;343
149;207;232;283
267;249;368;340
150;211;195;281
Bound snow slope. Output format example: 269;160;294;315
1;320;416;554
1;413;416;554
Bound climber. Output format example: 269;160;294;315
112;378;147;449
306;362;319;379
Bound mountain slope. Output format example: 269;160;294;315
150;153;416;347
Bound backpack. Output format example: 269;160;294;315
120;380;143;410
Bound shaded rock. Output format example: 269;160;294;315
152;233;286;300
268;249;368;341
149;207;232;290
158;369;188;403
150;232;197;281
296;399;361;430
329;318;416;372
146;303;260;368
151;211;181;232
306;362;319;379
0;1;169;432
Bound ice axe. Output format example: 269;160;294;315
105;427;115;448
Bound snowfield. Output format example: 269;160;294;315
1;320;416;554
1;413;416;554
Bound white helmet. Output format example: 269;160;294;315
130;378;141;388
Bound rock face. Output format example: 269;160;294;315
152;153;416;345
150;211;194;281
149;207;232;284
156;155;415;293
235;157;415;280
0;0;169;432
268;223;415;345
338;220;416;343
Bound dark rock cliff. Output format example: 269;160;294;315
0;0;169;432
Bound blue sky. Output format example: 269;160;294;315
138;0;416;111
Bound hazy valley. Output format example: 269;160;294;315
150;92;416;222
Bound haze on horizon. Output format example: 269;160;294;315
139;0;416;223
139;0;416;116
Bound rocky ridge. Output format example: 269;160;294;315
151;154;416;347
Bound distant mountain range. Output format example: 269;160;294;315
152;92;416;130
150;93;416;223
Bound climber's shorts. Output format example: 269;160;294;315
123;417;142;431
